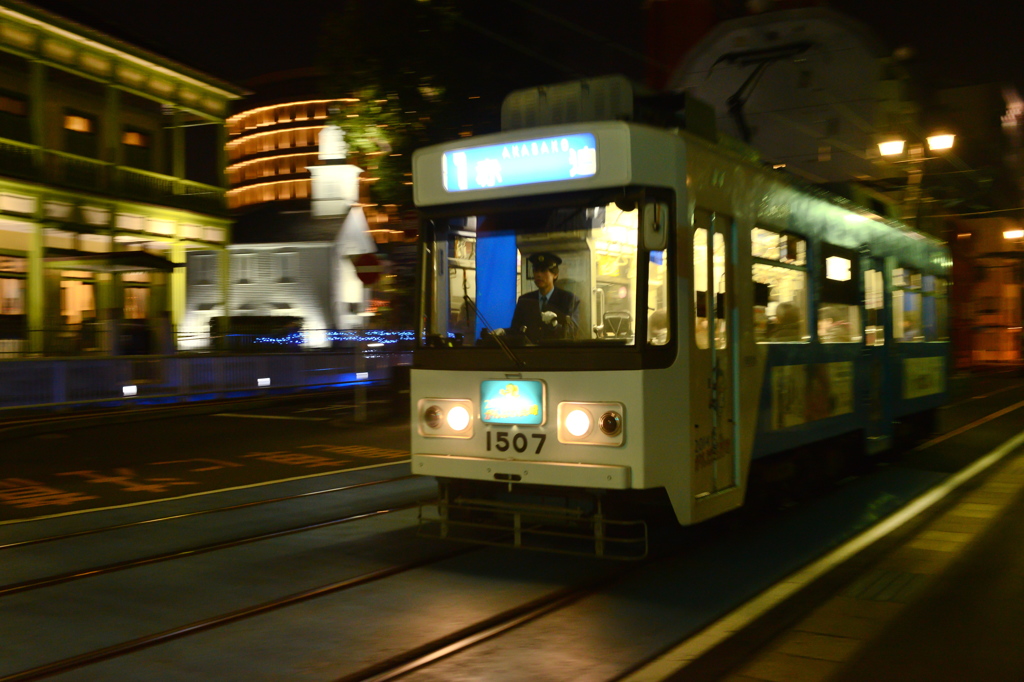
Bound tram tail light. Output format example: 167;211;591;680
557;402;625;446
418;398;474;438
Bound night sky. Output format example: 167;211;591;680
24;0;1024;97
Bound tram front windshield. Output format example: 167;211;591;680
421;197;663;349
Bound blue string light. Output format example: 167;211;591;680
253;330;418;345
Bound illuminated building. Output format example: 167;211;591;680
182;72;416;347
0;0;246;355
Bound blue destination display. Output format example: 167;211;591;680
480;380;545;425
443;132;597;192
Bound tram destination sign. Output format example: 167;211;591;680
480;379;546;425
442;132;597;193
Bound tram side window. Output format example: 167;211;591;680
751;227;807;343
865;268;885;346
694;219;727;349
922;275;949;341
648;249;670;345
818;244;862;343
893;267;923;342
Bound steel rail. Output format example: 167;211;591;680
0;501;429;598
0;474;415;551
0;545;477;682
333;563;639;682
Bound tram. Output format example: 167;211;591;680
409;76;951;557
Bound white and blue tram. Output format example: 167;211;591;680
410;77;951;557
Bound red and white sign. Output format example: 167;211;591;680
352;252;382;286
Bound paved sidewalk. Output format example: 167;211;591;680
721;438;1024;682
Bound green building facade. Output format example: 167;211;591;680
0;0;246;355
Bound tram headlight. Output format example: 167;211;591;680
418;398;474;438
446;405;471;432
557;402;625;446
565;409;592;437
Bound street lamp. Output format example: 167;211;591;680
878;139;905;156
877;133;956;157
877;132;956;232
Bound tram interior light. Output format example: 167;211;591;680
122;385;137;396
1004;229;1024;240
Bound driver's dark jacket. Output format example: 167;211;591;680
508;286;580;341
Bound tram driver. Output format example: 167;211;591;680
493;252;580;342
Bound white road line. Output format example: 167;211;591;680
623;423;1024;682
212;413;331;421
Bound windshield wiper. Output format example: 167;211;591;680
462;290;525;371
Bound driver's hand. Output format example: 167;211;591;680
492;328;506;336
540;311;558;326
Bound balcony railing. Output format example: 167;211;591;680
0;139;227;216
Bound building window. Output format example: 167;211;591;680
192;254;215;286
0;277;25;315
122;128;151;169
64;114;93;134
235;253;256;284
64;110;98;158
0;91;29;142
122;130;148;147
276;251;297;283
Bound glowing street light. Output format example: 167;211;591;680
878;139;906;156
927;133;956;151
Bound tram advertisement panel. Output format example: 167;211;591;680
771;362;854;429
904;357;944;399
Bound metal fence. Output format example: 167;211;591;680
0;348;411;412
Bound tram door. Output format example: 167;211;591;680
862;258;892;453
690;209;737;497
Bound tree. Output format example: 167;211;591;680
316;0;460;205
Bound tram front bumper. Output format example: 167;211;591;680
412;453;632;489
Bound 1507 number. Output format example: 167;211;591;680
486;430;546;454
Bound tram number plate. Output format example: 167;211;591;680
486;430;546;454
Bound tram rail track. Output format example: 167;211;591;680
341;562;639;682
0;473;415;551
0;545;478;682
0;500;432;597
